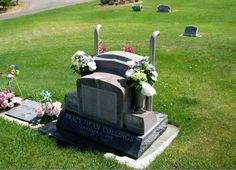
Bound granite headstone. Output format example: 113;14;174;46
180;25;201;37
132;5;142;11
56;25;168;159
157;4;171;12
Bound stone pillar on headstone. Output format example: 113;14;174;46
94;24;102;56
145;30;160;111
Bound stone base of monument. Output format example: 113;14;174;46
105;125;179;169
56;109;168;159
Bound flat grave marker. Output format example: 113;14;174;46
157;4;171;13
5;99;41;123
180;25;201;37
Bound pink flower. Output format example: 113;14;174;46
35;106;44;117
1;100;8;109
0;92;6;103
5;91;14;100
7;102;14;109
45;102;53;110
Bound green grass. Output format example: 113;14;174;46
0;0;236;168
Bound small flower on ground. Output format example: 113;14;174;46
53;101;62;110
35;106;44;117
0;90;18;110
35;91;62;124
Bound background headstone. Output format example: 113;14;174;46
132;5;142;11
157;4;171;12
180;25;201;37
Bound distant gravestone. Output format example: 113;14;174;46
180;25;201;37
5;100;41;123
132;5;142;11
157;4;171;12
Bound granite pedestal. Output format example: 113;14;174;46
57;109;167;158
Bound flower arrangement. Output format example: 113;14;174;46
71;50;97;76
35;90;62;123
99;43;107;53
0;90;22;111
125;56;158;96
123;45;135;53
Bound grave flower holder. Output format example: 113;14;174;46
134;91;145;111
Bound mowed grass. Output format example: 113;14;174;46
0;0;235;168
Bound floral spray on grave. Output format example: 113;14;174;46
35;90;62;124
71;50;97;76
0;65;23;111
125;56;158;111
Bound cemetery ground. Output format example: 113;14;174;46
0;0;235;169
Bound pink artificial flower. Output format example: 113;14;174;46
1;100;8;109
46;109;54;116
35;106;44;117
7;102;14;109
45;102;53;110
5;91;14;100
0;92;6;103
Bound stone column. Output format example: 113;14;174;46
145;30;160;111
94;24;102;56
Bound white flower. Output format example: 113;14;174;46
151;76;157;81
53;101;62;110
125;69;135;78
75;50;85;56
127;60;136;68
87;61;97;71
12;97;23;105
141;82;156;96
45;102;53;110
7;74;14;79
152;71;158;77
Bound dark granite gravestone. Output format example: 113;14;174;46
56;25;168;159
57;110;167;158
157;4;171;12
180;25;201;37
5;99;41;123
132;5;142;11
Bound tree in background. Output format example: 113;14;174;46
0;0;14;10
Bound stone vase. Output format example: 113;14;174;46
134;91;145;111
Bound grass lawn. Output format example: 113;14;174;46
0;0;235;168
